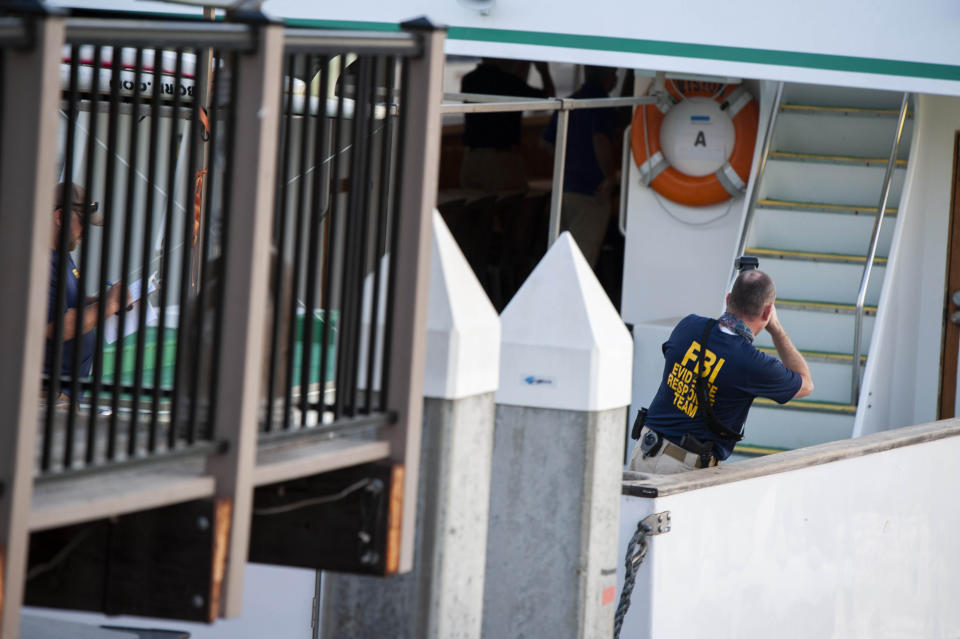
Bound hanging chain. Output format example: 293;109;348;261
613;511;671;638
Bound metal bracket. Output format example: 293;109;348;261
639;511;671;536
625;511;671;570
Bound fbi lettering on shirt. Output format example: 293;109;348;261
666;340;725;418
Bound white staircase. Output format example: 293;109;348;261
738;83;912;456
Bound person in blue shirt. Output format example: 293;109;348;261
541;65;620;267
45;183;127;400
628;269;814;473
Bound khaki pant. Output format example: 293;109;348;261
628;427;701;474
561;191;611;267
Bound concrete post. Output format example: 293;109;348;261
321;211;500;639
483;232;633;639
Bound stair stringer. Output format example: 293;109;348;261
853;94;957;437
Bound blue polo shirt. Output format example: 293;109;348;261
646;314;801;460
45;250;95;382
541;81;616;196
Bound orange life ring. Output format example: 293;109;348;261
631;81;759;207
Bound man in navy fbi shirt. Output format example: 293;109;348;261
45;182;127;400
628;269;814;473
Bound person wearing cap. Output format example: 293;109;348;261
628;269;814;473
44;182;128;391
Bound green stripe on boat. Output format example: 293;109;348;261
286;19;960;82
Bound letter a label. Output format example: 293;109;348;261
694;131;707;147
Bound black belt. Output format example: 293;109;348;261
661;438;717;468
641;427;717;468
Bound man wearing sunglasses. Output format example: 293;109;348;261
44;182;128;397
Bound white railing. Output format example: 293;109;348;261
850;92;911;403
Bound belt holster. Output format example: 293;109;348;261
630;407;648;440
639;428;662;459
680;433;715;467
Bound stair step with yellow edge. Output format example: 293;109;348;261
768;150;907;168
753;397;857;415
755;346;866;365
745;247;887;266
733;443;789;458
775;298;877;316
779;103;913;118
756;198;898;217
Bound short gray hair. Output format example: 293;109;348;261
728;269;776;319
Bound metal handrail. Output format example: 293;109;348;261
443;91;558;105
851;92;910;403
548;109;570;244
618;124;632;236
440;93;657;115
442;98;561;115
283;28;420;55
65;17;256;48
731;81;783;285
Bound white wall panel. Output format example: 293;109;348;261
619;430;960;638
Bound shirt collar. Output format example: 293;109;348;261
717;312;754;344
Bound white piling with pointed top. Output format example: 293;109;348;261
483;232;632;639
322;211;500;639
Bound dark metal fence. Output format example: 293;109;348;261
260;32;420;438
37;22;430;471
1;12;443;627
39;22;253;477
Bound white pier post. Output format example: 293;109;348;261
321;211;500;638
483;232;633;639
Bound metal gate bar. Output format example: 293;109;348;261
152;46;186;449
171;46;203;448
